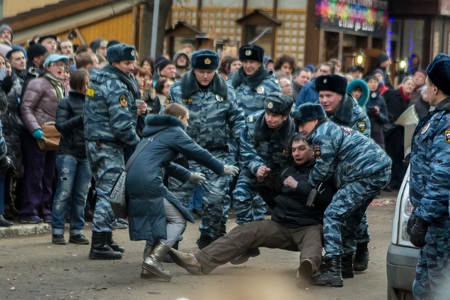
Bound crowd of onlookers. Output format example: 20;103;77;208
0;22;426;233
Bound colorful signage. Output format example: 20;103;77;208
315;0;388;38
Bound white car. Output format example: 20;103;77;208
386;166;419;300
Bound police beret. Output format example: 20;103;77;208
106;43;136;64
294;103;326;125
315;74;347;95
239;44;264;63
191;50;219;70
264;92;293;115
426;53;450;95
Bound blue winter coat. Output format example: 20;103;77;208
126;114;224;241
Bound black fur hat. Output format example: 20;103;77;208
294;103;326;125
239;44;264;63
191;50;219;70
315;74;347;95
426;53;450;95
106;44;136;63
264;92;293;115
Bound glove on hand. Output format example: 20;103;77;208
222;165;239;176
1;76;13;95
32;129;45;140
406;212;417;236
410;216;429;248
189;172;206;185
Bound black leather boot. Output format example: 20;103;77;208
106;232;125;253
354;242;369;271
311;256;343;287
196;234;213;249
141;241;172;281
89;232;122;260
341;254;354;278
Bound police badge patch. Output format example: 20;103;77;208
245;50;252;56
313;145;322;158
119;95;128;107
216;95;223;102
86;88;95;98
204;58;211;65
445;129;450;144
267;102;273;109
257;86;265;94
357;121;366;132
164;95;171;107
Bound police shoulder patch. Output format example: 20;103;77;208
444;129;450;144
357;121;366;132
313;145;322;158
86;88;95;98
119;94;128;107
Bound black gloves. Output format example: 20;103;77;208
406;213;417;236
1;76;13;95
409;214;429;248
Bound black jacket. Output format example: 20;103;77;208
258;159;336;228
55;91;86;158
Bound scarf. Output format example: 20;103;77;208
231;65;271;90
398;86;411;103
44;73;64;100
102;64;140;99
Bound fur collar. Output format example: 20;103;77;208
253;112;296;149
436;97;450;112
181;70;228;100
329;93;354;127
231;65;271;90
144;114;184;128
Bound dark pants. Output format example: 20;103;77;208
20;131;57;219
195;220;323;274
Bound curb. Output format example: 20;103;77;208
0;223;52;238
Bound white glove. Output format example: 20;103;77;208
189;172;206;185
222;165;239;177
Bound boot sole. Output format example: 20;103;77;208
168;251;201;275
89;253;122;260
141;263;172;281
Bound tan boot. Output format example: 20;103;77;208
168;248;202;275
141;241;172;281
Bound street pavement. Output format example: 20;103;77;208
0;191;398;300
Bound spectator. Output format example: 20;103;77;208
140;57;154;75
383;76;415;191
292;68;311;102
274;54;297;80
263;56;274;71
59;39;74;57
181;44;194;58
155;77;173;108
0;24;13;45
372;68;389;95
328;58;342;74
346;65;363;80
369;53;393;89
155;57;176;82
20;54;69;224
6;47;27;86
51;69;91;245
38;34;58;53
173;51;190;78
90;39;107;56
75;52;98;73
26;44;47;73
409;70;430;118
135;67;159;114
227;57;242;75
365;75;388;148
279;77;292;97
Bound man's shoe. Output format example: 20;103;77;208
0;215;13;227
168;248;202;275
106;232;125;253
354;242;370;271
296;259;314;288
43;216;52;223
112;220;127;229
196;234;213;250
230;247;261;265
116;218;128;225
20;216;43;224
311;257;343;287
89;232;122;260
69;234;90;245
341;254;354;278
52;234;66;245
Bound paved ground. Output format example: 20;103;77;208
0;191;398;300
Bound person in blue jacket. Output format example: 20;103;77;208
126;103;238;281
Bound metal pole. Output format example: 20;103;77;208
150;0;160;58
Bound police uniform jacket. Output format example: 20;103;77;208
168;70;245;151
307;119;391;188
84;67;140;149
240;110;295;178
329;93;371;138
55;90;86;158
126;114;224;241
410;97;450;225
229;66;281;116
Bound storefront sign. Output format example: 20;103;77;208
315;0;388;38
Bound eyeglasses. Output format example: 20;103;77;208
50;62;67;68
